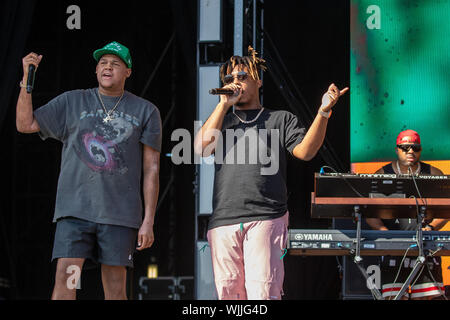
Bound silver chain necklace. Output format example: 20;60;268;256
396;160;420;175
97;88;124;123
233;107;264;124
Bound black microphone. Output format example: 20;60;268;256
26;64;36;93
209;88;234;95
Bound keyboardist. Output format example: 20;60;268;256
366;129;448;300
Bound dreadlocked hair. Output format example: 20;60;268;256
220;46;267;84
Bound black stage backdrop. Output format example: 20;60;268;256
0;1;349;299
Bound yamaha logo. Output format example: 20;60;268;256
294;233;333;241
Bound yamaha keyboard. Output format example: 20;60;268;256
288;229;450;256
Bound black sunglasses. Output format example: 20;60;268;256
397;144;422;152
223;71;248;85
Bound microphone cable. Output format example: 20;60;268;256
406;168;446;299
408;166;428;208
389;244;416;300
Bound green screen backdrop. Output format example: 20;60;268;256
350;0;450;163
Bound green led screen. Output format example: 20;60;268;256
350;0;450;163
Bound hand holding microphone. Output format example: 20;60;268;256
210;83;243;109
21;52;43;93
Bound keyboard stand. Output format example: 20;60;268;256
352;205;384;300
393;205;435;300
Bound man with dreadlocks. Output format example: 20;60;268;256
194;47;348;300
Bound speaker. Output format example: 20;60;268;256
137;276;195;300
341;256;379;300
137;277;177;300
333;218;379;300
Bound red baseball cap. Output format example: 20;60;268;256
396;129;421;145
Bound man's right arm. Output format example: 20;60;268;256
193;83;242;156
16;53;42;134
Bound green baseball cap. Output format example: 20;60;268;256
93;41;132;68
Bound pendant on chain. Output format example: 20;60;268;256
103;115;113;123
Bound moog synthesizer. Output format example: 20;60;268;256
315;172;450;198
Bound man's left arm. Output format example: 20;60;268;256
292;83;348;161
424;166;448;231
137;144;160;251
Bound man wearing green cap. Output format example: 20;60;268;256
16;41;162;300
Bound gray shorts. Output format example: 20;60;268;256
52;217;138;268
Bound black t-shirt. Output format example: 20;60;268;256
208;108;306;230
381;162;431;230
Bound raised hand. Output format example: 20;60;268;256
320;83;349;112
22;52;43;79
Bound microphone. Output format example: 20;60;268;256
209;88;234;95
26;64;36;93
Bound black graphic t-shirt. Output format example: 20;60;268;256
34;88;162;229
208;108;306;230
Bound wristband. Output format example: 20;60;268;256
318;108;332;119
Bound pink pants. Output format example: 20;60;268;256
207;212;289;300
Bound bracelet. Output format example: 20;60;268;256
318;108;332;119
19;80;27;88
